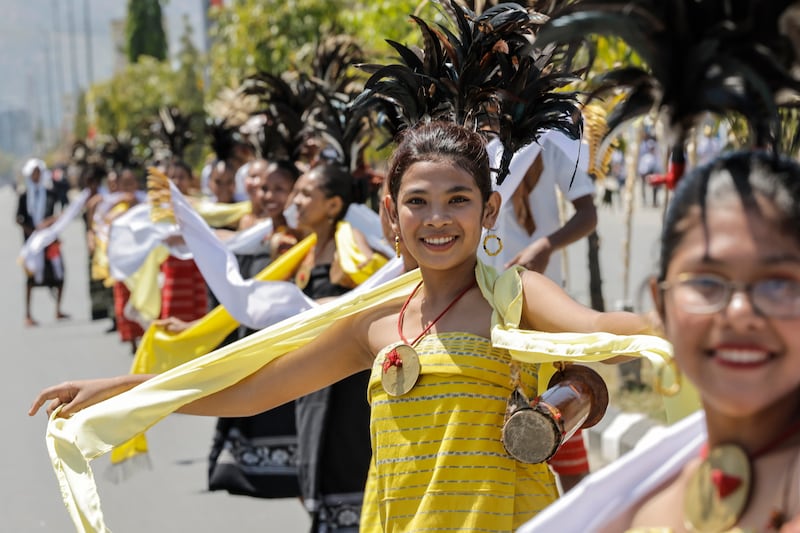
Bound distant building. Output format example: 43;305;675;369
0;108;34;158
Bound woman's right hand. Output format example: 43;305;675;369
153;316;194;333
28;375;147;418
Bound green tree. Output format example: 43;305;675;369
89;56;177;160
206;0;431;98
174;15;207;168
126;0;168;63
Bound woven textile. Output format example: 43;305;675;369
363;333;558;532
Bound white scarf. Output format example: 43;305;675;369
23;158;49;227
19;189;91;281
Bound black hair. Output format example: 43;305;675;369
168;158;193;177
387;121;492;203
659;150;800;281
266;159;301;183
307;161;359;221
83;163;106;187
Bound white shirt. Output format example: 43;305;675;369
479;132;595;285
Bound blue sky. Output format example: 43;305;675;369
0;0;205;128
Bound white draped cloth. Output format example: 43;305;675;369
517;411;706;532
19;188;91;283
166;180;404;330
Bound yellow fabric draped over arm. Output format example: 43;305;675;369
46;267;423;533
109;235;316;465
476;261;699;422
121;245;170;323
45;260;694;533
93;201;133;287
193;199;252;228
334;221;388;285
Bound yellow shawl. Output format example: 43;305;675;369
108;235;316;465
45;262;687;532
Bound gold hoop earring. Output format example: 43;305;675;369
394;235;401;258
654;356;682;397
483;233;503;257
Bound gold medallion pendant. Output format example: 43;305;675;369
684;444;751;533
380;344;421;397
382;279;476;398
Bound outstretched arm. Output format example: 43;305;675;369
30;311;374;419
29;374;152;418
177;312;373;417
520;270;655;336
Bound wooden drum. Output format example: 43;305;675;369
501;364;609;464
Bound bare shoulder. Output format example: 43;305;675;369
353;298;404;362
519;268;553;289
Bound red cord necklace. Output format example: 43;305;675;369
380;279;476;397
684;417;800;532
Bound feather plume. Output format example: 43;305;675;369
309;34;367;98
241;71;324;163
151;106;195;160
352;0;584;183
535;0;800;178
205;85;260;162
97;133;139;172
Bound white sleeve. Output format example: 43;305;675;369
543;133;596;201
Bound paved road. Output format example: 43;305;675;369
3;186;309;532
3;184;665;532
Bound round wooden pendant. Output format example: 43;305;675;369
684;444;751;533
380;344;421;397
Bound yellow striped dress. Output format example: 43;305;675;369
361;332;559;532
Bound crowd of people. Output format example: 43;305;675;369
19;1;800;532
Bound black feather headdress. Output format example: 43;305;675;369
350;0;584;184
302;35;372;174
205;87;259;163
151;106;195;161
309;34;367;98
535;0;800;187
241;71;325;164
98;133;139;172
243;35;371;173
69;139;107;188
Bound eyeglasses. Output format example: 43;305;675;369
659;273;800;319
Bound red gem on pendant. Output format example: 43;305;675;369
710;468;742;498
382;348;403;373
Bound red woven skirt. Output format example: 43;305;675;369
113;282;145;342
159;256;208;322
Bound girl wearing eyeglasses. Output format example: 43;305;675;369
522;151;800;532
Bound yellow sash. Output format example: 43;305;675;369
109;235;315;465
193;199;252;228
45;261;680;532
334;221;388;284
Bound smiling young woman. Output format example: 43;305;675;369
521;151;800;533
30;120;664;532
